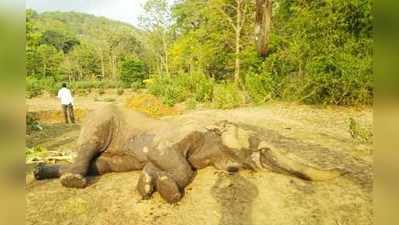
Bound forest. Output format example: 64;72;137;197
26;0;373;107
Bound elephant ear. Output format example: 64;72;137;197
209;122;258;170
220;123;255;158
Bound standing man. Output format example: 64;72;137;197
57;83;75;124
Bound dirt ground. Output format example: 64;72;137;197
25;93;373;225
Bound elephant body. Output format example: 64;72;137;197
34;105;341;203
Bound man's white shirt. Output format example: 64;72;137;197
57;87;74;105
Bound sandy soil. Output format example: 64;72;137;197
26;94;373;225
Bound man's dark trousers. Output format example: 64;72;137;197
62;104;75;124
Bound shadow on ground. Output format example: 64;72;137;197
211;173;258;225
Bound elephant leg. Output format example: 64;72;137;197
33;163;63;180
156;174;182;203
137;163;182;203
88;152;144;176
60;142;102;188
147;141;195;189
33;143;99;182
34;144;109;183
59;106;118;188
137;163;157;199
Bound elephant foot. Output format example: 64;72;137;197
137;173;155;199
33;163;61;180
157;176;182;203
60;173;87;188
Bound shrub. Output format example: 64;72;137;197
120;57;148;87
254;0;373;106
117;88;124;95
348;117;373;143
131;81;144;91
102;80;122;89
185;98;199;110
26;76;62;97
26;112;42;134
245;72;275;104
148;72;214;106
191;73;214;102
212;83;242;109
26;76;43;98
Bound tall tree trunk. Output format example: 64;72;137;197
100;50;105;79
43;63;47;77
234;21;241;86
159;56;164;75
110;54;116;80
161;31;169;76
255;0;272;58
234;0;242;88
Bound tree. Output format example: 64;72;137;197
213;0;251;87
120;57;147;87
36;44;64;78
140;0;172;75
39;30;80;54
255;0;272;58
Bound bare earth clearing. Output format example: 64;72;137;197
26;92;373;225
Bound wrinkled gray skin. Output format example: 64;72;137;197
34;105;340;203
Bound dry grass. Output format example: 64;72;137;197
125;94;180;118
29;108;88;124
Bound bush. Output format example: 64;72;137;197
257;0;373;105
131;81;144;91
185;98;199;110
26;76;60;97
245;72;275;104
212;83;242;109
26;76;43;98
348;117;373;143
117;88;124;95
120;57;148;87
26;112;42;134
148;73;214;106
191;73;214;102
102;80;122;89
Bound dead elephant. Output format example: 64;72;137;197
33;105;341;203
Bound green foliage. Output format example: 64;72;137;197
258;0;373;105
26;146;48;163
130;82;145;90
26;10;150;88
148;73;214;106
70;80;122;90
26;76;43;98
26;112;42;134
244;72;275;104
39;29;79;53
212;83;242;109
185;97;199;110
26;0;373;106
26;76;60;97
117;88;124;95
166;0;373;106
348;117;373;143
120;57;147;86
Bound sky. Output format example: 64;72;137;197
25;0;150;26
